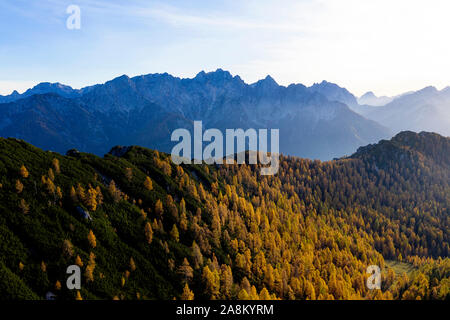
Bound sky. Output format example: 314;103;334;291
1;0;450;97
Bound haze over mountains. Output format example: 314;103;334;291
358;92;394;106
361;87;450;137
0;69;448;159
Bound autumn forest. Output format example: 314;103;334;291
0;131;448;300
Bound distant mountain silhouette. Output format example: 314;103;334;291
0;70;391;159
358;91;394;106
361;87;450;137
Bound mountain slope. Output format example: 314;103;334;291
0;132;448;300
0;70;391;160
352;131;450;170
362;87;450;137
309;80;359;108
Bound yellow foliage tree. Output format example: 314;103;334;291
15;179;23;193
19;198;29;214
259;287;271;300
85;187;98;211
144;176;153;191
48;168;55;182
76;184;86;202
52;158;61;174
56;186;63;200
20;165;29;178
202;266;220;299
85;252;96;282
180;212;188;231
181;283;195;300
238;289;250;300
130;257;136;272
85;264;95;282
75;255;83;267
170;224;179;242
95;186;103;205
144;222;153;244
155;199;164;217
46;178;55;194
70;186;78;203
87;230;97;248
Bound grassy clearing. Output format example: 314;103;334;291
385;260;416;277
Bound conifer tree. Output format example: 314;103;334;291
130;257;136;272
155;199;164;217
88;230;97;248
170;224;180;242
62;240;74;258
145;222;153;244
16;179;23;193
75;255;83;267
52;158;61;174
20;165;29;178
177;258;194;284
144;176;153;191
181;283;195;300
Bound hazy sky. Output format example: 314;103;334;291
1;0;450;96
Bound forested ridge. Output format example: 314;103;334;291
0;131;448;300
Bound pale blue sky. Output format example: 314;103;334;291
1;0;450;96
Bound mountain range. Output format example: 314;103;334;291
360;87;450;137
0;69;448;159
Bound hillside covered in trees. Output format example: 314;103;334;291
0;131;448;300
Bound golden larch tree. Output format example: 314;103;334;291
75;255;83;267
87;230;97;248
170;224;179;242
85;187;98;211
70;186;78;203
181;283;195;300
130;257;136;272
144;176;153;191
144;222;153;244
52;158;61;174
15;179;23;193
20;165;29;178
48;168;55;182
177;258;194;284
154;199;163;218
19;198;29;214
